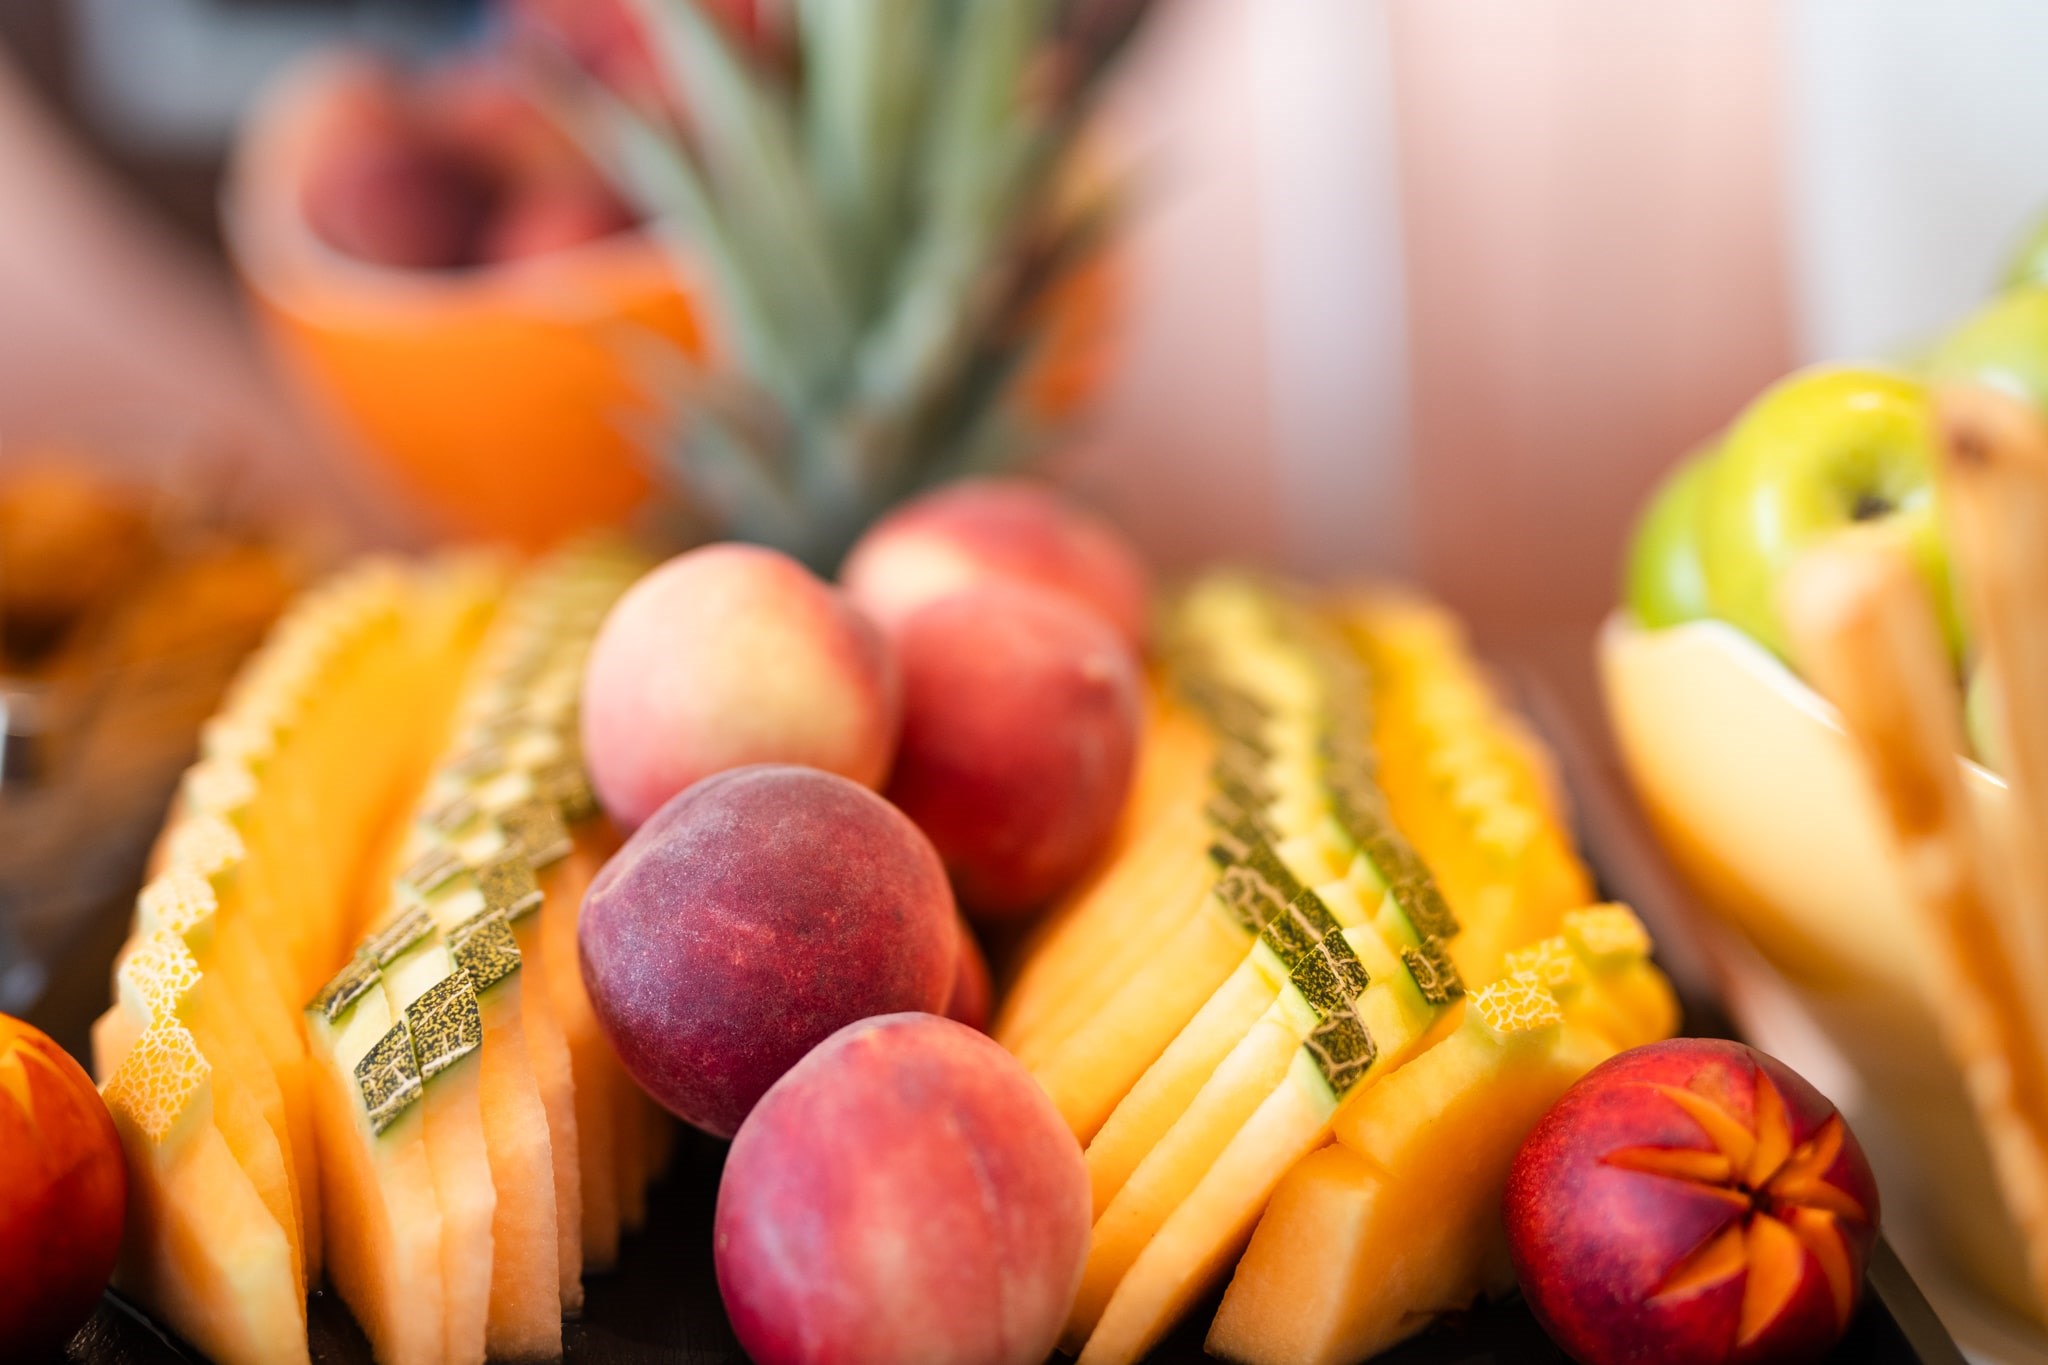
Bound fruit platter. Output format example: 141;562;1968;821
0;3;2001;1364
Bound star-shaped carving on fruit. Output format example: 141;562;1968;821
0;1034;66;1123
1601;1072;1867;1348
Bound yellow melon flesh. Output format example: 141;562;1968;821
1208;1019;1612;1365
542;829;623;1269
131;857;323;1289
998;703;1217;1055
103;1019;309;1365
381;941;495;1365
100;933;306;1302
307;983;449;1365
512;912;586;1314
1084;959;1275;1217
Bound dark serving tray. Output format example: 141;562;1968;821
26;635;1967;1365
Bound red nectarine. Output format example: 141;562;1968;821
715;1013;1090;1365
579;765;955;1137
841;477;1152;651
0;1015;125;1359
886;583;1143;917
1505;1038;1878;1365
580;544;901;830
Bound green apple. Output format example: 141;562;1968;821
1928;287;2048;414
2004;212;2048;291
1624;447;1715;629
1698;365;1958;662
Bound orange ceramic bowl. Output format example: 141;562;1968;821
226;52;1120;553
226;52;701;551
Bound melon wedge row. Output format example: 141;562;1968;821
93;557;503;1365
93;543;665;1365
1210;908;1677;1365
307;542;667;1365
998;577;1679;1365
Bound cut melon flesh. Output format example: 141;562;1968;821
103;1019;309;1365
1067;921;1434;1351
1079;976;1561;1365
998;703;1217;1050
399;853;568;1357
307;983;449;1365
135;839;324;1289
513;911;586;1313
1081;870;1406;1220
1207;1014;1615;1365
97;938;306;1303
380;940;495;1365
541;827;624;1269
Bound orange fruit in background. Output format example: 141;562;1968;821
227;53;1121;554
0;1015;126;1361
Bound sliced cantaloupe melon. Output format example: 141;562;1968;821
306;953;449;1365
1078;976;1563;1365
98;930;305;1301
134;839;323;1287
396;834;568;1354
374;923;495;1365
542;827;625;1270
1492;906;1680;1056
1065;912;1440;1352
1209;923;1675;1365
997;698;1218;1054
102;1018;309;1365
1340;593;1593;984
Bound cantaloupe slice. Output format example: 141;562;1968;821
1066;914;1438;1352
997;699;1218;1053
1209;926;1673;1365
102;1018;310;1365
542;828;625;1270
305;954;449;1365
398;836;568;1354
1078;976;1566;1365
1206;998;1603;1365
96;931;305;1302
136;835;323;1287
375;925;495;1365
1341;593;1593;983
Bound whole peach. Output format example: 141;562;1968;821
841;477;1152;651
581;544;900;830
0;1015;125;1360
945;921;994;1033
1505;1038;1879;1365
579;765;955;1137
715;1013;1090;1365
886;584;1143;917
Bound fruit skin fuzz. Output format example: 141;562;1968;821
1505;1038;1879;1365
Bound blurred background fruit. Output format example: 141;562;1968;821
225;53;699;552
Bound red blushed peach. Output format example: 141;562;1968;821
0;1015;126;1358
840;477;1153;651
885;583;1143;917
581;544;900;831
945;921;994;1033
579;765;955;1137
715;1013;1090;1365
1505;1039;1879;1365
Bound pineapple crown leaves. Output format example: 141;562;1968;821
561;0;1156;569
